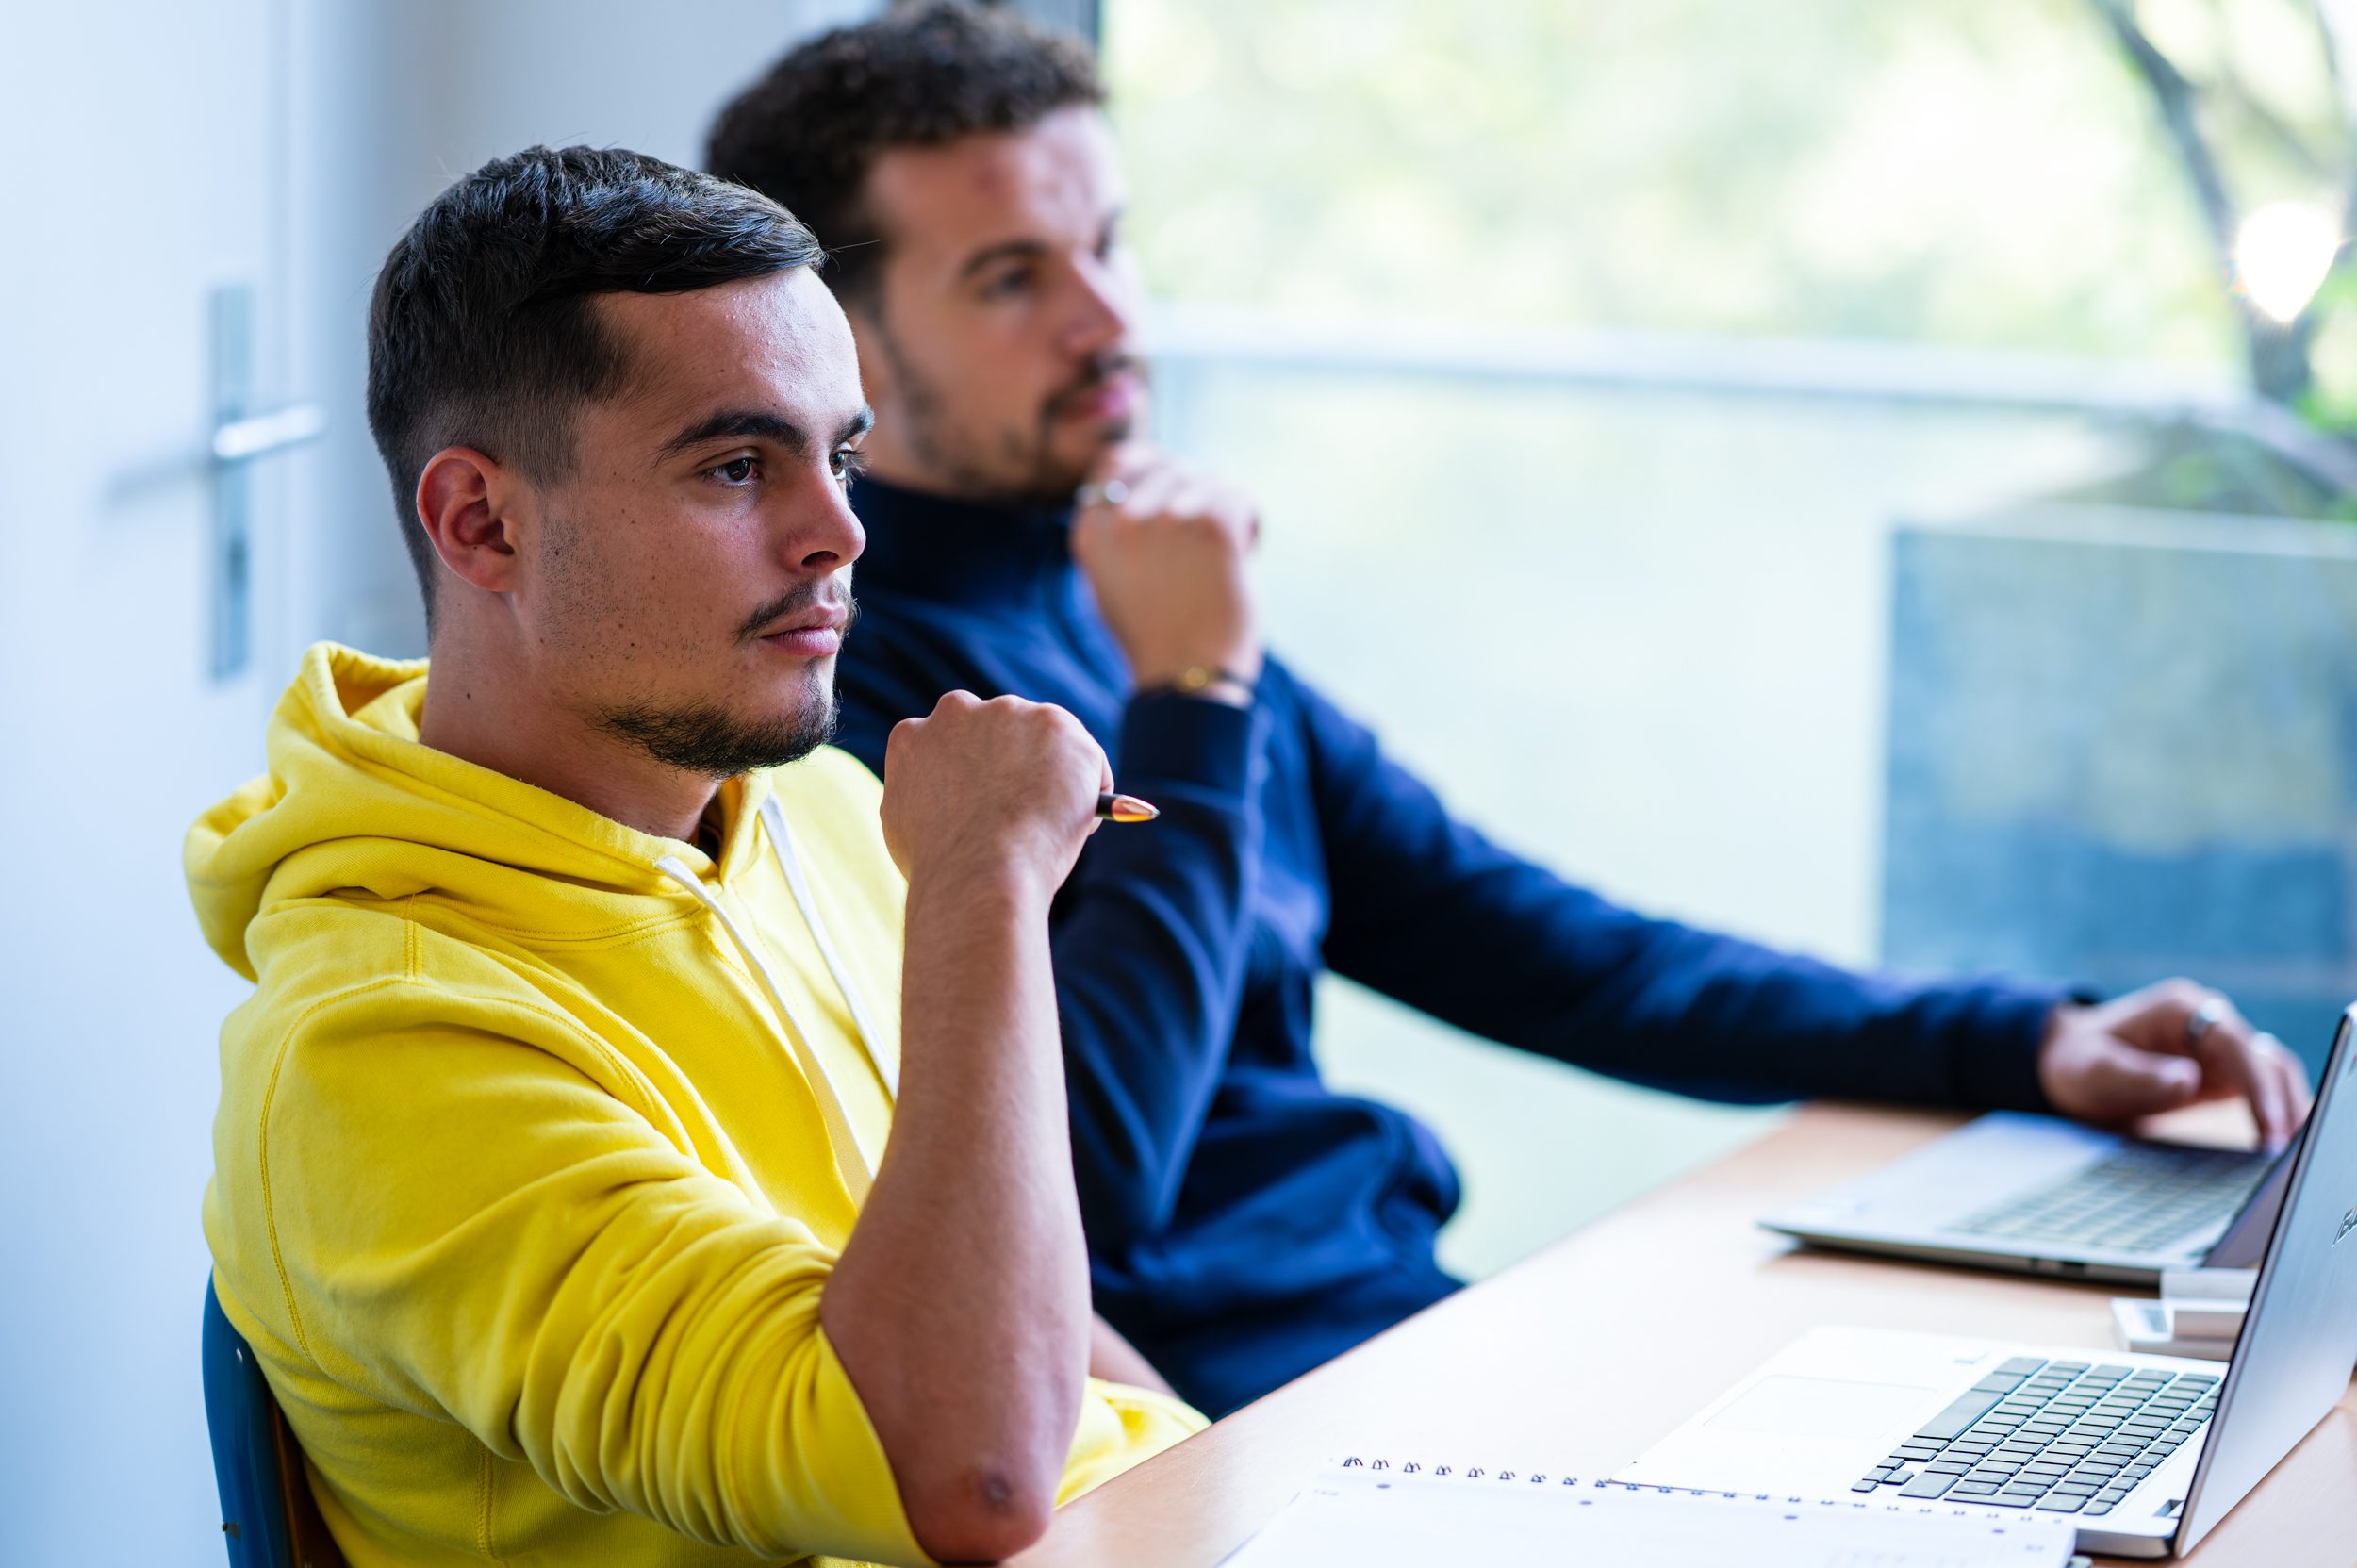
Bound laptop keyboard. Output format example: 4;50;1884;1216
1852;1356;2218;1515
1945;1144;2274;1254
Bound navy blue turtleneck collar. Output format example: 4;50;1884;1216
849;474;1077;610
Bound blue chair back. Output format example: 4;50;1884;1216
202;1280;345;1568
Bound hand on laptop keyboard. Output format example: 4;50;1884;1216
2038;982;2311;1152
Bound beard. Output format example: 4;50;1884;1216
874;315;1145;507
593;679;838;779
590;584;851;778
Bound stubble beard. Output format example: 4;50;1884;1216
594;676;838;779
874;314;1140;508
590;586;854;779
542;502;848;780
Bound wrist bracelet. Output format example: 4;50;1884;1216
1139;664;1257;700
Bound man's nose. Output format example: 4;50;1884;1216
1061;254;1136;358
785;470;865;573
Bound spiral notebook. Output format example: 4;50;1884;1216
1219;1457;2077;1567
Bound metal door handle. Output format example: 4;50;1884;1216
210;285;324;680
214;404;325;464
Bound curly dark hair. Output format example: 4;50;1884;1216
366;144;820;624
707;1;1104;309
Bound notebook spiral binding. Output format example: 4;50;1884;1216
1338;1455;1608;1488
1334;1456;2049;1521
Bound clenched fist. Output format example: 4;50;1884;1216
1070;443;1263;698
880;690;1113;899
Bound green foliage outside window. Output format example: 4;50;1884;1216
1106;0;2355;403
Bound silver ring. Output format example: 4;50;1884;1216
2186;996;2230;1045
1074;478;1130;509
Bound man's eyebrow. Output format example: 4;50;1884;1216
956;239;1048;282
956;211;1125;282
654;405;873;465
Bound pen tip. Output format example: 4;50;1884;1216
1103;792;1160;823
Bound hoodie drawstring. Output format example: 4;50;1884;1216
654;798;888;1201
759;797;897;1096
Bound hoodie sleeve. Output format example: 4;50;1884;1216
255;997;929;1567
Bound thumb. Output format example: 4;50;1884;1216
2083;1036;2203;1116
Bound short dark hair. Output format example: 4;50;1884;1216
707;1;1103;308
366;144;823;623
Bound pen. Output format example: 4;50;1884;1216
1096;791;1160;824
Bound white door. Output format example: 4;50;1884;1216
0;3;889;1559
0;3;310;1560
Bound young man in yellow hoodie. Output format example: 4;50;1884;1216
187;145;1199;1568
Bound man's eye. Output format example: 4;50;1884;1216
830;447;867;487
712;456;758;486
983;267;1035;299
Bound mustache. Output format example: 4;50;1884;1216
1042;353;1148;420
734;584;859;644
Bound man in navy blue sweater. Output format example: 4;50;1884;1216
708;4;2312;1418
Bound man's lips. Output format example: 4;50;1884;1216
1054;370;1144;423
752;608;848;657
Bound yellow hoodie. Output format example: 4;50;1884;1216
189;644;1201;1568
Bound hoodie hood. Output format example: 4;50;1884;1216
187;642;769;982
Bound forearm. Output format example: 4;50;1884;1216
823;861;1090;1561
1341;875;2062;1108
1303;677;2058;1110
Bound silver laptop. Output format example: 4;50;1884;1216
1614;1005;2357;1557
1760;1111;2290;1283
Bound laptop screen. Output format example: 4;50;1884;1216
2174;1008;2357;1553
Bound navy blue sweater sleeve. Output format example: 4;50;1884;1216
832;641;1264;1252
1046;693;1265;1248
1295;671;2063;1112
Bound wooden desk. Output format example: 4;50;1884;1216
1014;1104;2357;1567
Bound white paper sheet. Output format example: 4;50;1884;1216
1221;1463;2076;1568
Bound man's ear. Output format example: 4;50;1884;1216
414;446;527;596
